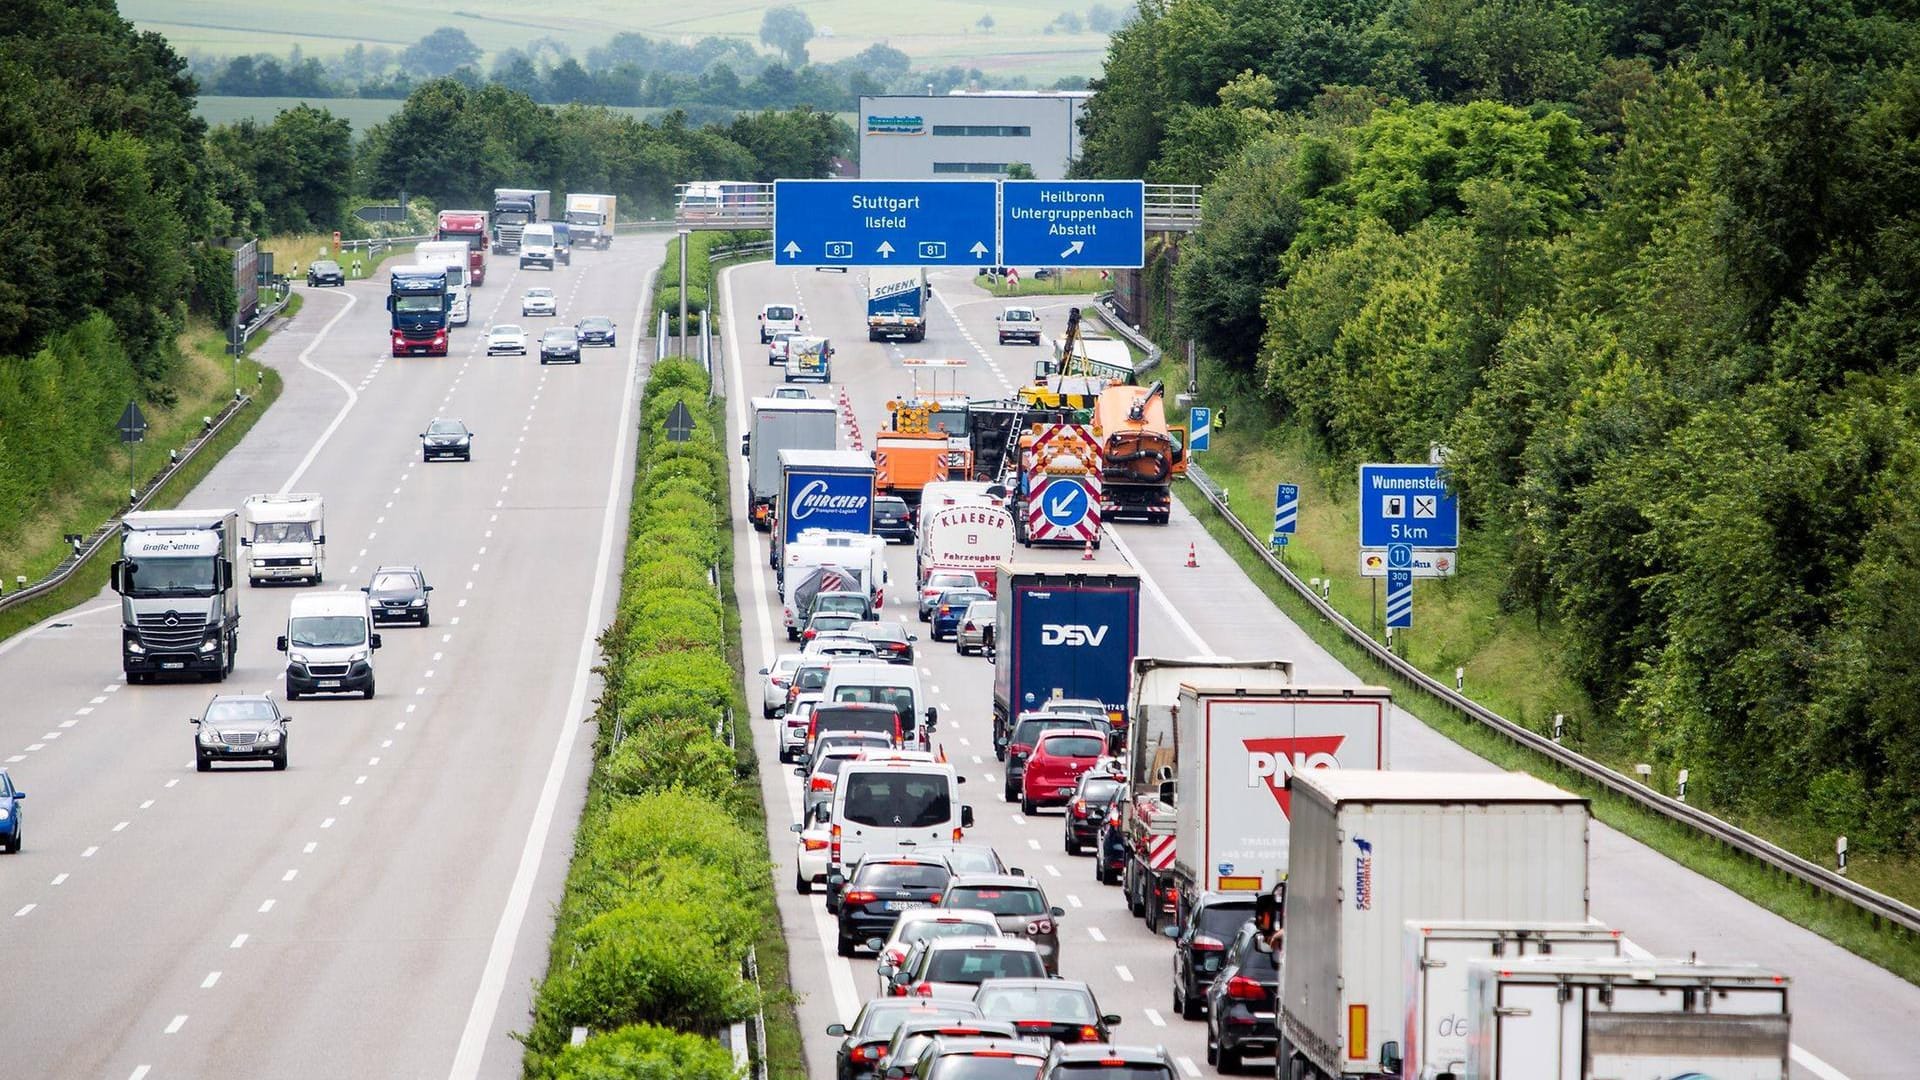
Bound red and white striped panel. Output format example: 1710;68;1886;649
1145;833;1176;871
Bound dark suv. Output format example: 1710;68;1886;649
1167;892;1257;1018
1063;771;1126;855
874;496;916;543
364;565;432;625
1204;921;1280;1071
835;852;954;957
575;315;616;347
306;259;345;286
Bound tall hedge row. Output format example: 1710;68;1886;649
523;357;761;1080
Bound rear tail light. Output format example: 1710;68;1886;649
803;838;828;851
803;629;816;640
830;823;842;864
1016;1020;1052;1030
914;984;934;997
1071;800;1089;818
810;776;833;791
928;894;942;904
1192;935;1226;952
851;1044;881;1062
1225;975;1264;1001
886;948;905;965
1078;1025;1101;1041
842;890;878;906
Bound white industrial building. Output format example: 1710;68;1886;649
856;91;1092;180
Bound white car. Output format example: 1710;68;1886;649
485;324;527;355
803;635;879;659
791;802;832;894
521;287;557;317
779;698;820;764
871;908;1004;995
768;331;798;366
760;654;804;719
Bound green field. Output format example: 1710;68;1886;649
194;96;697;130
129;0;1111;83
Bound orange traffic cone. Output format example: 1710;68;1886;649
1082;539;1096;561
1186;542;1198;568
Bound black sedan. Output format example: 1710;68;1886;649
826;1000;985;1080
421;417;473;461
971;978;1122;1045
540;327;581;365
1168;892;1256;1019
364;565;433;626
849;619;916;664
306;259;345;286
575;315;617;347
1093;806;1128;885
193;693;292;772
1204;920;1281;1072
835;853;954;957
873;496;916;543
1062;771;1126;856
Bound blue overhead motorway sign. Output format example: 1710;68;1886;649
1000;181;1146;267
773;180;996;266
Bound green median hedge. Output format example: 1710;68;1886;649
523;357;764;1078
653;230;767;335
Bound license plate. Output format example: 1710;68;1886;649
884;900;929;912
162;662;184;670
228;745;247;753
318;680;341;688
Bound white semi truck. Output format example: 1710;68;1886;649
413;241;473;325
743;397;839;532
242;493;326;585
110;509;242;682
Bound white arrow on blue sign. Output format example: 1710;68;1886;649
1386;569;1413;628
1188;407;1211;453
1272;483;1299;540
1041;480;1091;527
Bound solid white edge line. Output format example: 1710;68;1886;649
277;289;361;494
724;260;865;1023
1101;527;1211;655
446;261;651;1080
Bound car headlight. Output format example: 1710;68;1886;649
347;650;369;663
289;653;309;666
297;558;313;566
126;639;145;654
410;597;426;607
259;728;282;744
0;806;11;820
199;638;220;653
199;727;222;746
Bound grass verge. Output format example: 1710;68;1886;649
0;314;290;647
1175;466;1920;985
972;269;1109;296
261;231;411;281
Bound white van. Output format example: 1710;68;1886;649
243;493;326;585
759;302;803;342
822;661;933;746
276;593;380;700
827;755;973;878
519;223;557;270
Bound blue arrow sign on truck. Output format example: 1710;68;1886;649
1000;181;1146;268
774;180;996;266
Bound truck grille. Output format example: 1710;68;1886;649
261;557;305;567
305;664;349;677
136;611;207;649
221;731;258;747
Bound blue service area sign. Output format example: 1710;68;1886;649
1386;569;1413;628
1000;181;1146;268
1358;464;1460;549
1188;407;1212;453
1040;479;1092;528
774;180;997;266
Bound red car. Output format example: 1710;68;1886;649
1020;730;1108;815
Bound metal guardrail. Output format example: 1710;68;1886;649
1088;295;1164;373
0;393;255;617
671;182;1203;234
1181;460;1920;937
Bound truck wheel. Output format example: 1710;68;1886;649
1127;869;1144;916
1145;891;1163;935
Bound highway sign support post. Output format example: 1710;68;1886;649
1188;407;1212;453
1358;463;1460;577
999;180;1145;268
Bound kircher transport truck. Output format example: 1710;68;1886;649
772;449;876;570
111;509;242;682
990;564;1140;745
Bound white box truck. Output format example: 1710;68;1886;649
744;397;839;532
1279;771;1592;1080
1401;921;1625;1080
413;240;472;325
1170;683;1391;909
242;493;325;585
1461;957;1791;1080
564;193;616;248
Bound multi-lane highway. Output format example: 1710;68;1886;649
0;235;663;1078
719;261;1920;1079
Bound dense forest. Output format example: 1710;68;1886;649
1076;0;1920;854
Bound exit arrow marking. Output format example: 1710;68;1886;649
1059;240;1085;259
877;241;895;259
782;241;801;257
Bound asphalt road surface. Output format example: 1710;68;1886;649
721;261;1919;1080
0;234;664;1079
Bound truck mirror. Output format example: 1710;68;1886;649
925;706;938;725
275;634;289;652
240;536;251;546
1255;892;1280;933
317;535;327;545
109;560;126;594
1379;1042;1402;1073
961;806;975;828
370;633;383;650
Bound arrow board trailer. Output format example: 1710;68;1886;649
773;449;875;570
992;563;1140;737
1279;771;1592;1080
242;493;326;585
747;398;839;532
1025;474;1102;546
1402;921;1625;1080
1172;684;1389;901
1462;957;1792;1080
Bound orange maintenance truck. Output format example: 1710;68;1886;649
1091;380;1184;525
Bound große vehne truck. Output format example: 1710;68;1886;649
1166;681;1391;928
867;268;928;342
1279;770;1592;1080
413;240;473;325
1119;659;1295;932
110;509;242;682
772;449;876;571
434;210;489;286
565;193;616;248
387;265;450;356
241;493;326;585
990;564;1140;747
1462;957;1791;1080
1402;921;1625;1080
491;188;550;253
744;397;840;532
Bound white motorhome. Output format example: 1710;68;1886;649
276;592;380;700
242;493;325;585
413;240;472;325
782;528;889;635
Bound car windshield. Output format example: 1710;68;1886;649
1002;309;1035;322
1038;735;1105;759
428;421;466;435
1079;778;1124;802
936;1056;1049;1079
123;554;216;597
925;949;1044;984
794;666;830;691
543;330;576;342
766;305;796;320
370;571;419;592
314;261;340;273
876;498;908;514
579;317;611;330
939;590;990;608
288;615;366;649
901;919;998;947
526;289;552;299
833;685;914;723
393;294;442;313
251;521;313;543
856;862;951;889
858;1003;978;1038
858;624;908;644
204;700;277;723
946;886;1047;916
1196;903;1256;942
962;602;993;620
812;614;858;631
974;985;1097;1022
842;771;952;828
490;325;522;337
928;573;974;591
924;848;1003;874
813;707;894;738
1235;936;1281;977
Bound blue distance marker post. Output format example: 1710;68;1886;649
1188;407;1212;453
1385;568;1413;630
774;180;997;267
1271;483;1299;549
